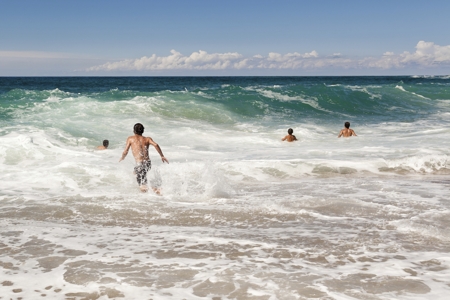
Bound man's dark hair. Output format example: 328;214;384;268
103;140;109;147
345;122;350;129
288;128;293;135
134;123;144;135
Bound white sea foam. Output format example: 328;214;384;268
2;78;450;299
344;84;383;99
251;87;354;118
395;84;429;99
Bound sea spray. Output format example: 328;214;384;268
1;76;450;299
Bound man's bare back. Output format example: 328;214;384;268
120;135;151;163
338;122;357;138
119;134;168;164
282;134;297;142
338;128;357;138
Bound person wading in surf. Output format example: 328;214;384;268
282;128;298;142
338;122;357;138
119;123;169;193
97;139;109;150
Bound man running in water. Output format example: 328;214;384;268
119;123;169;193
338;122;357;138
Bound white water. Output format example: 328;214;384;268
1;91;450;299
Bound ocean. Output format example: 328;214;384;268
1;76;449;299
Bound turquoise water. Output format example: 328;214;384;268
1;76;449;124
1;76;450;299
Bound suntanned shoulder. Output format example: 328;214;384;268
282;134;297;142
146;136;156;144
338;128;357;138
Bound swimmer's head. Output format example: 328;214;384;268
288;128;293;135
345;122;350;129
134;123;144;135
103;140;109;147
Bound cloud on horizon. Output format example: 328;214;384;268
0;50;105;76
86;41;450;73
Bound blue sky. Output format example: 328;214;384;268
1;0;449;76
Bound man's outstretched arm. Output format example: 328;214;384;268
148;137;169;164
119;137;132;162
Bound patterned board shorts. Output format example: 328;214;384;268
134;160;152;186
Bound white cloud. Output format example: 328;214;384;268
0;50;103;76
87;49;244;71
0;51;76;59
358;41;450;69
86;41;450;73
400;41;450;65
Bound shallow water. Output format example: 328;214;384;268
1;77;450;299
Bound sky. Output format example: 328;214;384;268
1;0;450;76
